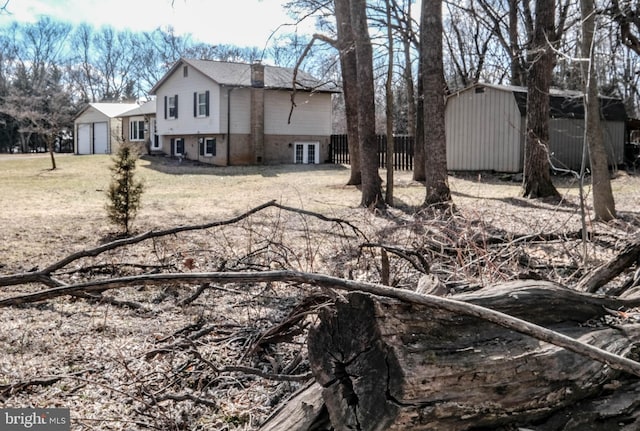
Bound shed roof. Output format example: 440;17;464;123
150;58;340;95
75;102;140;121
456;83;627;122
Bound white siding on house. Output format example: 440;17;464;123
219;88;251;134
446;86;523;172
264;91;332;135
155;66;222;135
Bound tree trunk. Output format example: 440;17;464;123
580;0;616;221
48;135;57;170
421;0;451;206
335;0;362;186
522;0;561;199
413;68;425;182
349;0;384;208
385;0;395;206
509;0;526;86
308;282;640;430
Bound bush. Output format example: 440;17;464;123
106;144;144;235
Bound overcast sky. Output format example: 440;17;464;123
1;0;311;48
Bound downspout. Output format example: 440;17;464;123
226;87;234;166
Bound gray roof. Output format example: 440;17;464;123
451;83;627;122
150;58;339;95
74;102;140;121
119;99;157;117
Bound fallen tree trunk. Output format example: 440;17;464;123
307;282;640;430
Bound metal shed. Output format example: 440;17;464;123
445;83;627;173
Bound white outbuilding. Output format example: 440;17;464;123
74;103;139;155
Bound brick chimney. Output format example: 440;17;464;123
251;61;265;88
250;61;265;163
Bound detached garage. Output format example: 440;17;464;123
74;103;139;155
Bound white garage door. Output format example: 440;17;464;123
93;122;108;154
77;124;91;154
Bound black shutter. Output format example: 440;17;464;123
174;94;179;118
205;91;210;117
193;92;197;117
170;138;175;156
199;138;204;156
164;96;167;119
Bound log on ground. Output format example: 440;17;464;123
307;282;640;430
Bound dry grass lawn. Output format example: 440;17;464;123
1;153;640;430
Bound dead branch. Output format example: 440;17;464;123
577;236;640;293
0;200;365;289
249;294;333;354
289;33;337;124
177;283;209;306
4;270;640;377
360;242;431;273
1;376;63;401
151;392;217;408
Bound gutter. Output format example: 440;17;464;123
226;86;234;166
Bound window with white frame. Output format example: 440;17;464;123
129;118;145;141
168;96;177;119
173;138;185;156
194;91;210;117
199;137;216;157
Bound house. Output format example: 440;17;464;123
445;83;627;172
118;99;157;154
149;58;339;165
74;103;140;155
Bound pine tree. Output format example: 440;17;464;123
106;144;144;235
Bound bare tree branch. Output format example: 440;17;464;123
3;270;640;377
0;200;365;289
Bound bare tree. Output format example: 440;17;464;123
580;0;616;220
522;0;560;199
609;0;640;56
334;0;363;186
421;0;451;207
385;0;395;205
349;0;384;208
0;17;74;161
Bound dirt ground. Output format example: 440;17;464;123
1;154;639;430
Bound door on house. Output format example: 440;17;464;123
294;142;320;164
150;119;160;151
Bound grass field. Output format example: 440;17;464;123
2;152;639;273
2;153;640;429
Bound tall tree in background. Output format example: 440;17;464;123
522;0;560;199
581;0;616;220
609;0;640;56
385;0;395;205
348;0;384;207
334;0;363;185
0;17;74;157
421;0;451;207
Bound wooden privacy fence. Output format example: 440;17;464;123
329;134;414;171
